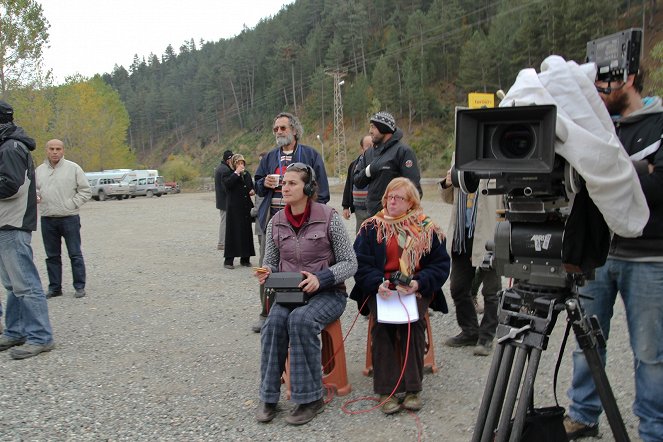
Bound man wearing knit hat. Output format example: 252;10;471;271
353;111;422;215
214;150;234;250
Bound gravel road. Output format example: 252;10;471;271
0;188;639;441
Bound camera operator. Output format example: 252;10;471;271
565;69;663;441
440;163;503;356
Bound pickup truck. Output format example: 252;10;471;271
87;177;133;201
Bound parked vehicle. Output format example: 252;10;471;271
85;171;134;201
127;169;166;197
164;181;180;194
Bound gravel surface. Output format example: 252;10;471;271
0;188;639;441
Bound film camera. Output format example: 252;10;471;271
452;104;580;288
586;27;641;83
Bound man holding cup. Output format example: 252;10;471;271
252;112;329;333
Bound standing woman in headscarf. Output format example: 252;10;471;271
223;154;256;269
350;177;450;414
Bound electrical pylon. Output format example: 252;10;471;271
326;70;347;179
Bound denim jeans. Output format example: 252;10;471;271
567;259;663;442
41;215;86;292
0;229;53;345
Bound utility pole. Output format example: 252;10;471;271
326;70;347;179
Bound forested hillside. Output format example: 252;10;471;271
101;0;661;178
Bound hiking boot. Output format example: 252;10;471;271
75;289;86;298
474;339;493;356
380;395;401;414
252;316;266;333
0;335;26;351
402;392;422;411
46;290;63;299
563;416;599;440
255;401;277;423
10;341;55;360
285;398;325;425
445;332;478;347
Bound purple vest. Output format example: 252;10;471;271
271;202;336;273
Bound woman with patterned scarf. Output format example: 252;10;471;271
351;177;450;414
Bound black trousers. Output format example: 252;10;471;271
449;235;501;341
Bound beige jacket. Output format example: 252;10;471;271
36;158;91;217
440;175;502;267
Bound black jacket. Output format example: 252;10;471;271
0;124;38;231
214;161;233;210
342;156;361;212
610;97;663;259
353;129;422;216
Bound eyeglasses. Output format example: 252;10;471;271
387;195;407;203
272;125;290;133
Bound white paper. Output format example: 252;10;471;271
376;291;419;324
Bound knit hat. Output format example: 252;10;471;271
370;111;396;134
223;150;234;161
231;153;245;168
0;100;14;123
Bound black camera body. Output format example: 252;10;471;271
389;271;413;287
586;28;641;83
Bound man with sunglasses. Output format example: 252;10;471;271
565;69;663;441
252;112;329;333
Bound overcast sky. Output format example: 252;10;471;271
39;0;294;84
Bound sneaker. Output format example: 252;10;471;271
379;395;401;414
474;339;493;356
252;316;266;333
285;398;325;425
563;416;599;440
445;332;478;347
10;341;55;360
74;289;86;298
402;392;422;411
255;401;277;423
46;290;63;299
0;335;26;351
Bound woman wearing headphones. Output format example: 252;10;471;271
350;177;450;414
254;162;357;426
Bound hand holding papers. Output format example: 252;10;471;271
376;290;419;324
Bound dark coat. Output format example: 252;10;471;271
223;171;255;259
349;220;450;315
214;161;233;210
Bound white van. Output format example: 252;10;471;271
127;169;166;197
85;171;135;201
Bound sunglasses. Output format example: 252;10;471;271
272;125;290;133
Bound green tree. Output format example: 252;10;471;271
0;0;49;95
51;76;135;171
650;41;663;98
160;154;200;183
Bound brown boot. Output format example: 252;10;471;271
285;398;325;425
255;402;277;423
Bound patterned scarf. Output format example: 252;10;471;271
365;208;444;276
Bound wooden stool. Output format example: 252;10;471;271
363;311;437;376
282;318;351;399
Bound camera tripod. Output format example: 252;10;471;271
471;282;630;442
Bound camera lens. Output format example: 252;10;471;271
493;124;535;159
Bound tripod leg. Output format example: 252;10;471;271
582;340;630;441
495;346;529;442
480;344;516;442
566;298;630;442
509;347;542;442
473;342;505;442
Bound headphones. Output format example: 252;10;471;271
287;162;317;197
